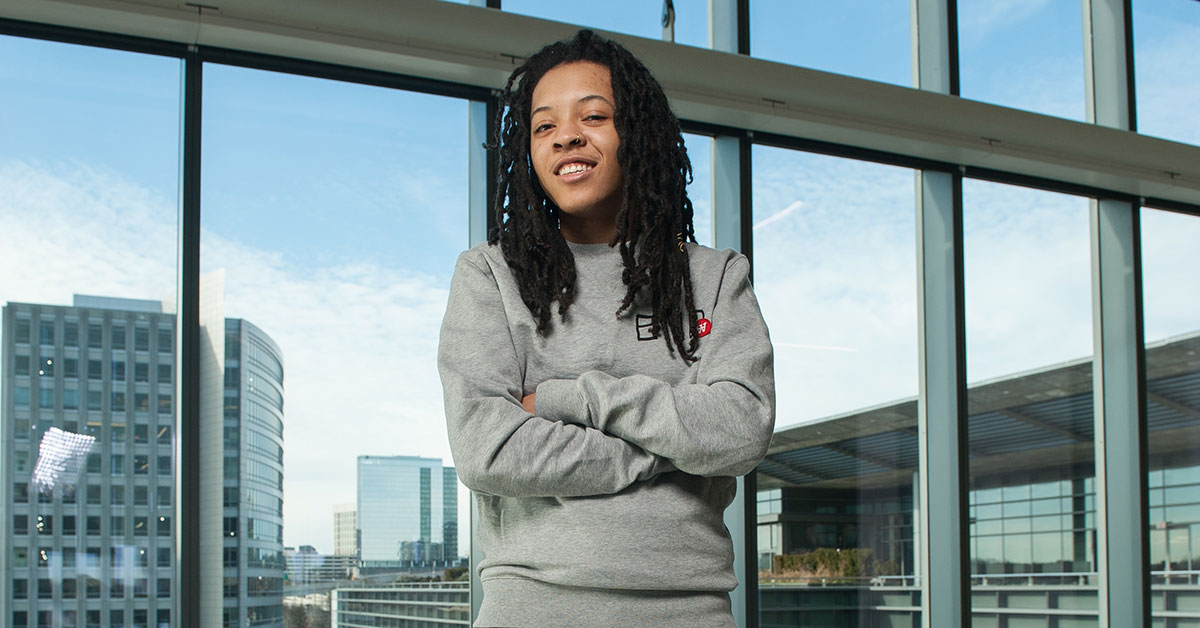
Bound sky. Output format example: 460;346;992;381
1;1;1198;557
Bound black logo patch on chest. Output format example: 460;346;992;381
636;310;706;341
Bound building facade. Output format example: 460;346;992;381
1;296;286;627
334;503;357;558
756;332;1200;627
331;582;469;628
356;457;457;569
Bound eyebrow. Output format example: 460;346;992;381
531;94;614;117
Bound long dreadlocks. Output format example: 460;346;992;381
489;29;700;363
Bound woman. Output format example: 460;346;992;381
438;29;775;627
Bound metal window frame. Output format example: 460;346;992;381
0;2;1192;626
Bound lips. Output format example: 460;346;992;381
553;156;598;176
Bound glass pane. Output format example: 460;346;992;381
1142;208;1200;622
1133;1;1200;145
201;63;469;627
752;146;920;626
502;0;709;48
963;181;1096;624
0;35;179;628
750;0;912;87
958;0;1085;120
685;133;714;247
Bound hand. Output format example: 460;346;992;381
522;393;536;414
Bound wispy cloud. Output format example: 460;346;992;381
753;201;804;231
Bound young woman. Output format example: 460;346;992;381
438;30;775;627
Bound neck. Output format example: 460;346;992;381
559;214;617;244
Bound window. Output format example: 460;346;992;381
35;514;52;534
158;515;171;536
135;393;149;412
38;355;54;376
157;547;171;567
87;388;101;411
63;357;78;378
87;324;102;349
157;363;171;382
110;515;124;535
15;385;30;407
157;328;172;353
111;485;125;504
157;485;172;506
39;320;55;345
111;454;125;475
15;319;31;343
111;326;126;350
64;324;78;346
39;387;55;408
63;388;78;409
112;391;125;412
112;359;125;381
134;454;149;474
15;354;30;376
134;362;149;381
158;393;172;414
87;359;101;379
134;326;149;350
14;513;28;534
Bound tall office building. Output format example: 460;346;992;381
333;503;356;557
1;295;285;627
356;456;457;568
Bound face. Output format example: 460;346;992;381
529;61;624;243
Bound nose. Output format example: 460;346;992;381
554;122;585;148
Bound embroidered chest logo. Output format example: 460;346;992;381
636;310;711;341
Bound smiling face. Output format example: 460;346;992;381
529;61;624;243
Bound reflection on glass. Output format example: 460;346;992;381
957;0;1085;120
1142;208;1200;624
1133;1;1200;145
201;63;470;627
750;0;911;86
502;0;709;48
0;35;179;628
751;147;919;627
964;181;1097;625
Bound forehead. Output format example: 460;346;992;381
530;61;614;110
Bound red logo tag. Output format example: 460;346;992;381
697;318;712;338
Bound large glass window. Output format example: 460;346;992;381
1142;207;1200;625
751;146;920;626
750;0;911;86
957;0;1085;120
200;62;470;625
963;181;1096;624
0;35;179;627
1132;1;1200;145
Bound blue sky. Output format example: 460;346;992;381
2;2;1197;554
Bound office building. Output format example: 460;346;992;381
284;546;356;585
756;332;1200;627
331;581;469;628
333;503;356;558
1;295;285;627
357;456;457;568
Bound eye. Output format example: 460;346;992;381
533;122;553;133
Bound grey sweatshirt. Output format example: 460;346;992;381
437;240;775;611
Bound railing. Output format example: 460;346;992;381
760;570;1199;588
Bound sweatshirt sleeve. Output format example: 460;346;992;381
438;252;674;498
534;255;775;477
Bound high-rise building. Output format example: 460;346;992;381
1;295;285;627
356;456;457;568
333;503;356;557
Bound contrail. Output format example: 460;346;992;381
753;201;804;231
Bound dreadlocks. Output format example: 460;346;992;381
489;29;700;363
